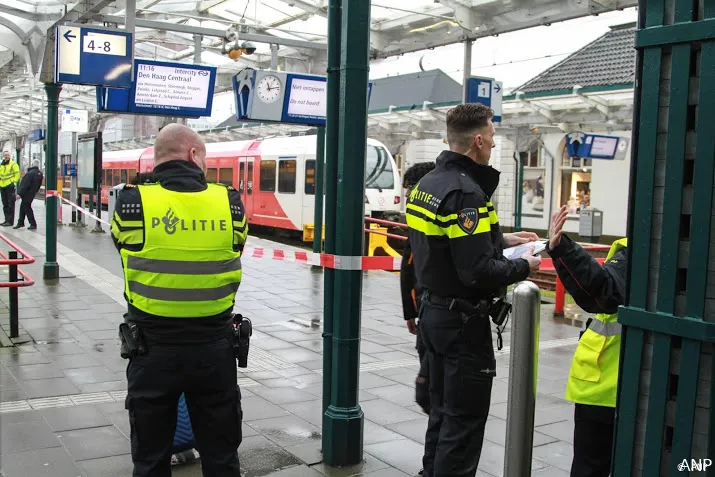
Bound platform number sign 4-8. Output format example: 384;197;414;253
82;33;127;57
86;40;112;52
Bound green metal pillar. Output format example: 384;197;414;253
321;0;341;452
43;83;61;280
323;0;368;466
313;126;326;253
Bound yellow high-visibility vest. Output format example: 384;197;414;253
119;183;243;318
565;237;627;408
0;160;20;188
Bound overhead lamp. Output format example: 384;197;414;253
223;39;257;60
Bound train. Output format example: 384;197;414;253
97;135;403;241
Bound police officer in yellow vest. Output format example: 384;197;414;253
111;124;248;477
0;151;21;226
546;205;627;477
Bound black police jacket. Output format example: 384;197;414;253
547;235;627;314
406;151;530;301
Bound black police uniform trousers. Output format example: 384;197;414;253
419;300;493;477
571;403;615;477
1;184;16;224
126;337;242;477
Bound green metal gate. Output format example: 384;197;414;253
613;1;715;476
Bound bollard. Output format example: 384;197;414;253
504;281;541;477
9;251;19;339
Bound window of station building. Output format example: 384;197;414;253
305;160;316;195
278;159;297;194
260;160;276;192
219;168;233;186
559;146;592;215
519;143;546;218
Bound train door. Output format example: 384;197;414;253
238;157;254;220
302;156;317;230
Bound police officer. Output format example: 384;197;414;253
0;151;20;226
400;162;436;477
111;123;248;477
407;103;542;477
546;205;627;477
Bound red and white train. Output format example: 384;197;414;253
98;135;402;240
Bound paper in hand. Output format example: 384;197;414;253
503;240;547;260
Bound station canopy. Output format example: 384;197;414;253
0;0;637;141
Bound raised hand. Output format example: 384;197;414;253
549;205;569;250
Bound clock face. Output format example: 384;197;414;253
256;75;282;104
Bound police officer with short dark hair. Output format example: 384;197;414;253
111;123;248;477
407;103;542;477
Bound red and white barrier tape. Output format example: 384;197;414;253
241;247;401;271
46;190;110;226
45;191;401;271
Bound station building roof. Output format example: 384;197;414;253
509;22;636;99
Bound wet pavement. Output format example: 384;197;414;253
0;202;585;477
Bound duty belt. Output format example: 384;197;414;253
423;291;491;318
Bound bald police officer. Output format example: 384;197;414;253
111;124;248;477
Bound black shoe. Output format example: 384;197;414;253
28;224;37;230
0;222;10;226
417;470;424;476
12;224;24;229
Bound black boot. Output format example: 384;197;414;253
13;223;24;229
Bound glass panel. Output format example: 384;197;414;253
219;168;233;186
278;160;297;193
113;169;121;186
260;160;276;192
121;169;127;184
247;162;254;195
305;160;316;195
239;162;245;193
206;168;218;183
128;169;137;184
560;170;592;214
365;146;394;189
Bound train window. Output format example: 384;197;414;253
219;168;233;186
206;168;218;183
113;169;121;186
239;163;245;193
260;160;276;192
305;160;316;195
103;169;109;185
278;160;296;194
128;169;137;183
365;146;394;190
121;169;127;184
247;162;253;195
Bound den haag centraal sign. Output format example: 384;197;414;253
134;63;212;111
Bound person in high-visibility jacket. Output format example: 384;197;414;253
111;123;248;477
546;205;627;477
0;151;21;226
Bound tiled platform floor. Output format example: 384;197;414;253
0;202;586;477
